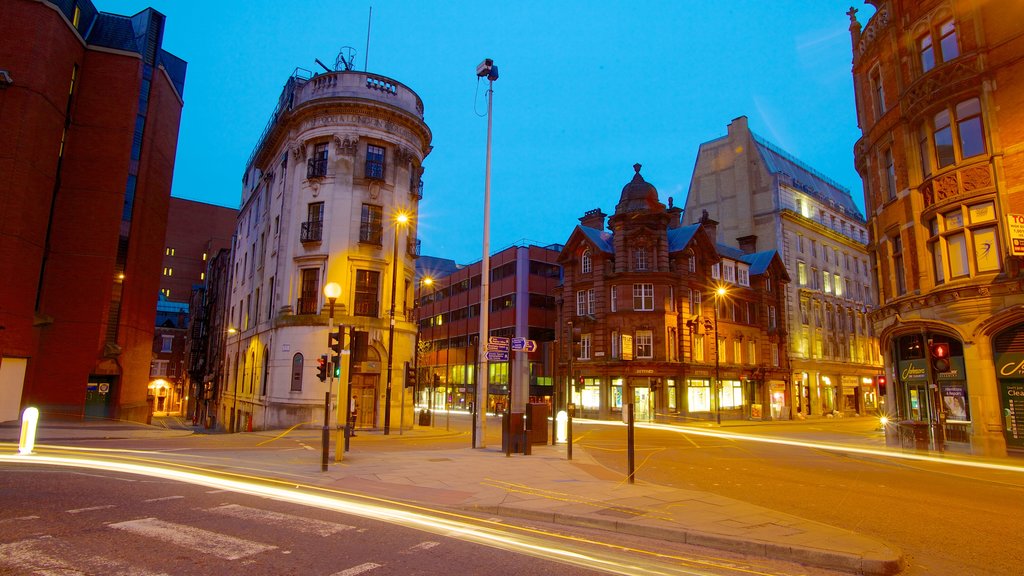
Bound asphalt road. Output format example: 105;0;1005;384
572;419;1024;576
0;464;615;576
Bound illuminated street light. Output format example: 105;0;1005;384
415;276;435;427
713;285;727;426
475;58;498;449
384;211;410;435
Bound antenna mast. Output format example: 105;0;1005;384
364;6;372;71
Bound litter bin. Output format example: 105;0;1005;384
418;409;431;426
525;403;549;445
501;412;524;453
898;420;930;450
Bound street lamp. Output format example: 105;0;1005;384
713;285;727;425
475;57;498;449
384;211;409;435
415;276;434;426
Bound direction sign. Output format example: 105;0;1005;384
523;339;537;353
512;337;538;352
486;344;507;352
485;351;509;362
489;336;510;345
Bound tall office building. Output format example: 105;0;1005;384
849;1;1024;454
0;0;185;422
223;54;431;431
684;118;882;420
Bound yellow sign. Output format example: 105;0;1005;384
1008;214;1024;256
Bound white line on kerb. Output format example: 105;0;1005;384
143;496;185;503
66;505;116;514
109;517;277;560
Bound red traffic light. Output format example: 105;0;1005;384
930;342;951;373
876;374;887;395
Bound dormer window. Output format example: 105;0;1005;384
634;247;648;271
581;250;592;274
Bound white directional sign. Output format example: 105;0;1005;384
485;351;510;362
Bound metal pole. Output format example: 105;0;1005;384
567;403;573;461
626;402;635;484
475;66;495;449
714;295;721;425
337;326;351;460
321;391;330;472
384;221;402;435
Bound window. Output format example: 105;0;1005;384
723;262;736;283
811;267;820;290
687;255;696;273
354;269;380;317
576;290;586;316
733;341;742;364
768;305;777;329
636;330;653;359
918;124;932;177
634;247;648;271
667;327;677;361
633;283;654;311
160;335;173;353
823;271;832;293
717;335;726;363
931;202;1001;280
884;147;897;200
291;353;303;392
610;286;617;312
956;98;985;160
308;142;328;178
834;274;843;297
580;334;592;359
892;235;906;295
359;204;383;245
737;265;750;287
366;144;385;180
927;98;985;171
748;341;756;365
587;288;595;314
611;331;620;358
298;268;319;314
869;65;885;120
581;250;592;274
712;263;721;279
693;333;705;362
797;260;808;286
689;289;702;316
921;18;959;72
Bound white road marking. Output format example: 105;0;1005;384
206;489;229;494
207;504;355;536
142;496;184;503
0;515;40;523
404;541;440;553
0;538;172;575
108;517;277;560
329;562;382;576
67;505;116;514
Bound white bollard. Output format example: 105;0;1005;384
19;407;39;455
555;410;568;444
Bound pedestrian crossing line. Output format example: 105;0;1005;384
403;541;440;554
142;495;185;503
108;517;277;560
206;489;230;494
0;538;173;576
329;562;381;576
67;505;116;514
207;504;355;536
0;515;40;523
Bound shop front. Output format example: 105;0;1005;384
993;326;1024;452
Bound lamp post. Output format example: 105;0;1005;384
475;58;498;449
322;282;341;469
415;277;433;426
384;212;409;435
713;286;727;425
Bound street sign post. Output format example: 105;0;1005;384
511;337;537;352
485;350;509;362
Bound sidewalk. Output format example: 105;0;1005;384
0;416;903;575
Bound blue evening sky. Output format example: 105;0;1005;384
105;0;875;265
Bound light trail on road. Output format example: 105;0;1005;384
575;419;1024;474
0;451;790;576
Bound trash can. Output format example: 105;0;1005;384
898;420;930;450
525;403;549;445
418;409;431;426
501;412;524;453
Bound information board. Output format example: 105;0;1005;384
1001;381;1024;449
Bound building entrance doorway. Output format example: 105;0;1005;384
633;386;651;421
351;373;378;429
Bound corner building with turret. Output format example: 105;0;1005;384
222;58;431;432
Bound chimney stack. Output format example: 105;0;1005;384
579;208;607;230
698;209;719;243
737;235;758;254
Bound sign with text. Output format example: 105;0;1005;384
621;334;634;361
1008;214;1024;256
485;351;509;362
511;337;537;352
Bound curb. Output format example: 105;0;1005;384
476;502;904;575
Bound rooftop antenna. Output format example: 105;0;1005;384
364;6;372;71
335;46;356;71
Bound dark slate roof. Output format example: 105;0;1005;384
579;226;614;253
159;50;188;98
667;224;701;252
750;132;864;221
716;243;778;275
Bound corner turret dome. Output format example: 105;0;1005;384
615;163;664;214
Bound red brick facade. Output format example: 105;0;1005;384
0;1;185;422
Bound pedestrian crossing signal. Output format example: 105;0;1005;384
929;342;951;373
316;355;328;382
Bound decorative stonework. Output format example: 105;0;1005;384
291;144;306;160
961;164;992;192
395;146;414;166
334;135;358;156
855;6;890;58
904;57;980;118
368;181;380;200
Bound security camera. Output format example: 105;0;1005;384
476;58;493;77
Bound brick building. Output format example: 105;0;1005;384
415;244;562;415
849;0;1024;454
0;0;185;422
558;165;790;422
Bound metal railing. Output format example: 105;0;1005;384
300;220;323;242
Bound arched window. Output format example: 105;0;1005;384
261;347;270;396
291;353;303;392
581;250;592;274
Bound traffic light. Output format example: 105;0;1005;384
328;326;343;377
316;354;328;382
877;374;887;396
575;375;584;392
930;341;951;373
405;362;417;389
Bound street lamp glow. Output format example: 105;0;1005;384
323;282;341;300
395;212;409;225
716;286;727;297
423;277;433;287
